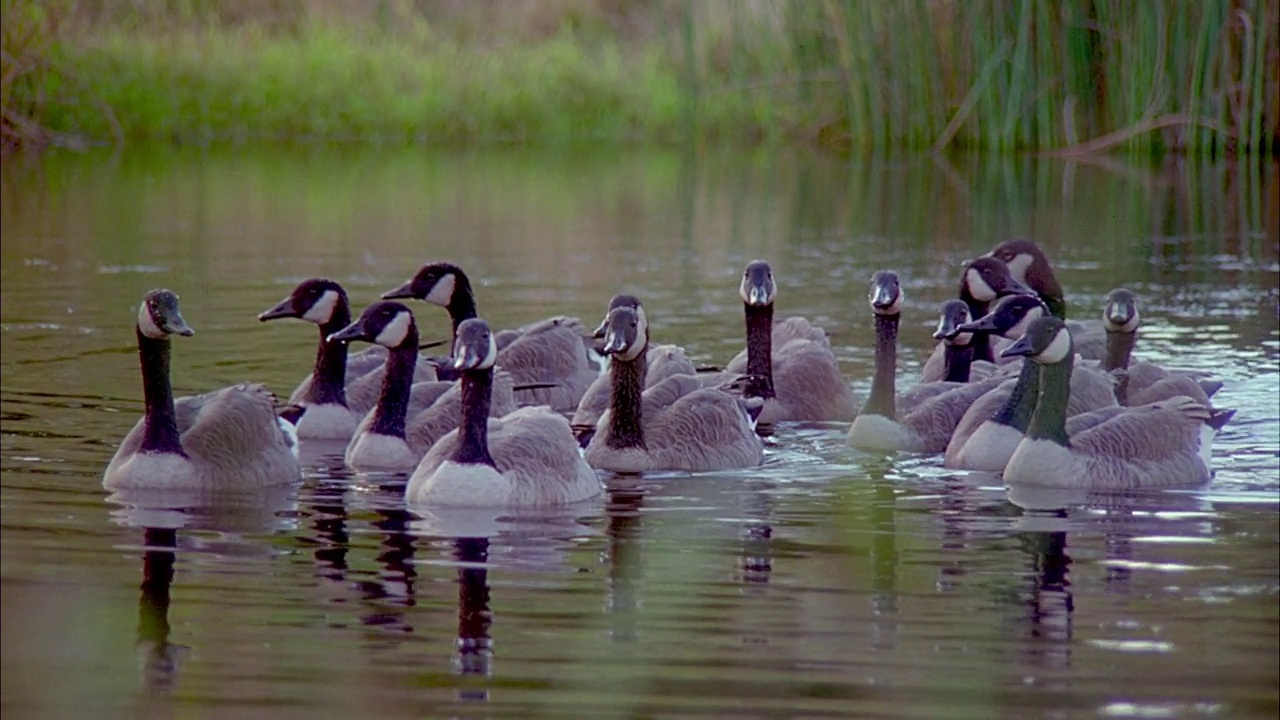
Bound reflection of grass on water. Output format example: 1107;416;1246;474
2;1;1276;154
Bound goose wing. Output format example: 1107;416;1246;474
724;316;829;373
1070;396;1210;462
179;383;295;470
643;377;763;470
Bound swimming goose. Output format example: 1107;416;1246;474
406;318;602;507
382;263;599;413
846;271;1006;453
942;294;1119;471
1101;288;1223;406
720;260;857;423
985;237;1106;357
571;294;698;447
584;300;764;472
103;290;301;490
919;257;1038;382
1000;316;1223;489
258;278;437;440
327;301;528;471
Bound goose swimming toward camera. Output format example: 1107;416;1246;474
846;271;1007;453
258;278;438;440
584;299;765;472
942;294;1119;471
382;262;599;413
103;290;301;491
985;237;1107;357
719;260;857;424
328;301;524;471
571;294;699;447
406;318;602;507
1000;316;1227;489
1101;288;1225;406
919;257;1039;383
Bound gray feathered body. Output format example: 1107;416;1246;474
408;406;601;506
1005;396;1214;489
573;344;696;430
725;316;856;423
493;316;599;413
585;375;763;472
104;383;300;490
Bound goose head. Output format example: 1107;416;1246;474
382;262;469;308
258;278;348;325
451;319;499;371
740;260;777;307
138;289;195;339
954;294;1050;340
867;270;902;316
599;304;649;362
959;257;1038;304
1001;316;1074;365
986;238;1066;316
592;294;644;339
931;299;974;345
328;301;419;350
1103;288;1140;333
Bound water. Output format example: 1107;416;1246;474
2;147;1277;719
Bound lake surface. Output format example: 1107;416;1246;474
2;147;1277;719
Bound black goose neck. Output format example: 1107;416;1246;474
942;342;974;382
1044;294;1068;320
860;313;898;418
453;366;497;467
992;359;1041;431
1104;330;1136;405
137;329;184;455
1026;355;1073;446
606;353;646;450
369;335;419;438
744;302;775;397
309;306;353;406
446;275;479;338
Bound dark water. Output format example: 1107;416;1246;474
2;147;1277;719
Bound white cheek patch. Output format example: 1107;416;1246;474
301;290;340;324
1006;253;1034;283
374;311;413;348
478;334;498;369
949;331;973;346
424;274;456;307
1035;328;1073;364
1104;306;1140;333
966;269;997;301
1007;306;1045;338
138;303;167;339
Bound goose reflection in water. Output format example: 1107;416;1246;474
108;484;299;696
604;479;645;643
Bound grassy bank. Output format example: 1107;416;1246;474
2;0;1277;154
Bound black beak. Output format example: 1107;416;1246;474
257;297;297;322
381;281;415;300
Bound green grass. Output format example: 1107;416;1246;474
2;0;1276;154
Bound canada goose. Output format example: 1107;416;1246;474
407;319;602;507
258;278;437;440
1101;288;1223;406
571;294;699;446
720;260;857;423
846;271;1006;453
382;262;598;413
103;289;301;490
327;301;525;471
1000;316;1224;489
942;294;1119;471
919;257;1039;382
985;237;1107;357
584;300;764;472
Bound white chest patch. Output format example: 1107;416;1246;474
295;402;359;440
374;311;413;348
302;290;340;324
954;421;1022;472
408;460;511;507
1004;438;1079;486
847;413;915;452
345;431;416;471
424;274;457;307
